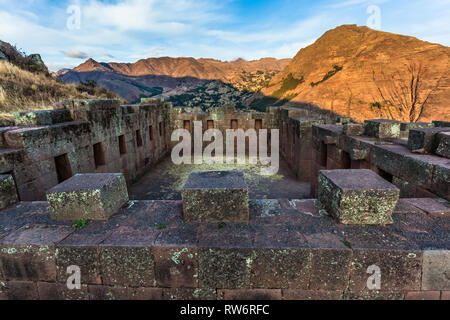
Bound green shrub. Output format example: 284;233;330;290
272;74;304;98
311;65;343;87
72;219;90;230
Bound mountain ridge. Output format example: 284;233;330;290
57;25;450;121
261;24;450;122
72;56;291;80
59;56;290;103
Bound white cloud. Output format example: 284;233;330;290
62;50;89;59
82;0;225;33
0;0;448;72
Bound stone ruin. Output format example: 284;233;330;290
0;99;448;300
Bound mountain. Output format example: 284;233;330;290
72;57;290;80
259;24;450;122
58;57;291;104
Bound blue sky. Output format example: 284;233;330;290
0;0;449;71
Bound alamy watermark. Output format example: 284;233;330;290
171;121;280;175
367;5;381;30
67;5;81;30
366;264;381;290
66;265;81;290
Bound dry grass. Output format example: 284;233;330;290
0;60;117;120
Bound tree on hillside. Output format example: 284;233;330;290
371;62;440;122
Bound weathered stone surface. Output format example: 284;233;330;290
218;289;282;300
432;163;450;200
309;248;352;290
405;291;441;300
87;285;129;300
36;282;91;300
163;288;216;300
99;246;154;287
435;132;450;158
252;225;309;248
55;246;101;285
249;249;311;289
181;171;249;223
280;107;309;121
0;148;22;172
36;282;64;300
0;194;448;300
369;144;406;176
198;248;252;289
393;213;450;250
198;223;253;248
408;198;450;217
408;127;450;153
130;287;163;300
0;225;73;282
348;250;422;292
343;123;364;136
153;247;198;288
433;121;450;128
312;124;343;148
282;290;342;300
394;199;426;214
400;122;434;139
0;175;19;210
344;290;405;300
422;250;450;290
1;281;39;300
364;119;401;139
318;170;400;225
0;245;56;282
46;173;129;221
337;117;351;125
155;223;198;247
14;109;72;126
400;154;435;189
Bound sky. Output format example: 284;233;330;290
0;0;449;71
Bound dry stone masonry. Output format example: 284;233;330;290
182;171;249;223
0;174;18;210
46;173;129;221
0;99;172;201
0;99;448;300
318;170;400;225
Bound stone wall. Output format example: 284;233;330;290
1;100;326;203
1;101;449;301
0;198;448;300
310;120;449;200
0;99;173;201
279;108;325;181
173;105;323;182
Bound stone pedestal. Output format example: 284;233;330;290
343;123;364;136
435;132;450;158
46;173;129;221
399;122;434;139
318;169;400;225
181;171;249;223
364;119;401;139
408;127;450;153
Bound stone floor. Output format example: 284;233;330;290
129;156;310;200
